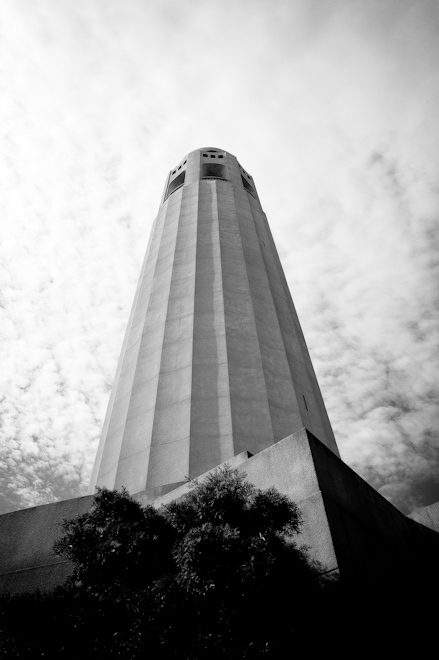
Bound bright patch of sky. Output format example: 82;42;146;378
1;0;438;514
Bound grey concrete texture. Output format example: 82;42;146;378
89;148;339;497
0;494;94;595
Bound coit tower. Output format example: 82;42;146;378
89;148;339;499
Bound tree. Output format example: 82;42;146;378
0;468;327;659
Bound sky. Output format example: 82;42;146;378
1;0;438;516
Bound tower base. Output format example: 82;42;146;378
1;428;437;594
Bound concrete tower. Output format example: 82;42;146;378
2;148;437;599
89;147;339;498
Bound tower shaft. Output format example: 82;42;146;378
89;148;338;497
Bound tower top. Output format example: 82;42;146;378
198;146;228;153
162;147;255;204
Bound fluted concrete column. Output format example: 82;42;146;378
89;147;339;497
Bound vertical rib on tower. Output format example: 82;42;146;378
89;148;339;498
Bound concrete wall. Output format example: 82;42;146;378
2;429;437;595
151;433;338;574
0;495;93;595
231;430;338;572
306;431;438;580
152;428;439;579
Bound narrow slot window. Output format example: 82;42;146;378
303;395;308;411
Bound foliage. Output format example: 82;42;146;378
0;468;329;659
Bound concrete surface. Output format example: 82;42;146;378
0;494;94;594
89;147;339;497
151;429;338;573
